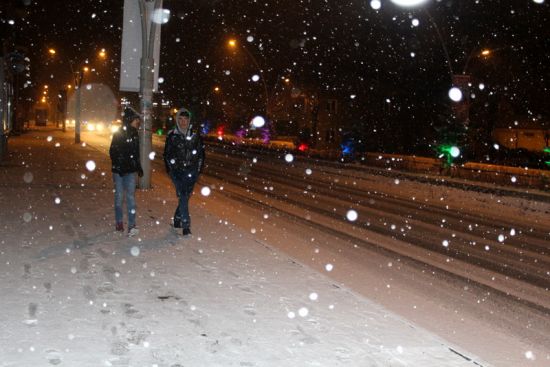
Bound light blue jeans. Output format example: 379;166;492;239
113;172;136;228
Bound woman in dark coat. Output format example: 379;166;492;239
109;107;143;236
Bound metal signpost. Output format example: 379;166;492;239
120;0;163;189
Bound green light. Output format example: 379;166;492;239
544;147;550;154
156;129;164;135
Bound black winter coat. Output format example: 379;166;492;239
163;128;205;175
109;125;142;175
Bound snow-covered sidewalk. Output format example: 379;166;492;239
0;128;487;366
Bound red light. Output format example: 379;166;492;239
298;143;309;152
217;127;224;136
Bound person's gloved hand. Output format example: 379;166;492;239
138;168;144;177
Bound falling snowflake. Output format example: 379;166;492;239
23;212;32;223
370;0;381;10
201;186;211;196
448;87;463;102
23;172;33;183
251;116;265;128
346;210;358;221
85;160;96;172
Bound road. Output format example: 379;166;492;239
86;130;550;366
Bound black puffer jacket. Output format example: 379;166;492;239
163;127;205;175
109;125;142;175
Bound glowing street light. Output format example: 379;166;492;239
481;49;491;57
47;48;90;143
390;0;429;7
98;48;107;59
226;37;270;117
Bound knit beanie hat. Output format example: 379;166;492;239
123;107;141;126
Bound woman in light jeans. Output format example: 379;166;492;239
113;172;137;234
109;107;143;237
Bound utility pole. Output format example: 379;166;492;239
0;57;7;159
74;71;83;144
120;0;163;189
138;0;161;189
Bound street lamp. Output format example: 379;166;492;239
390;0;429;6
388;1;471;162
47;48;98;143
73;68;85;143
227;37;270;118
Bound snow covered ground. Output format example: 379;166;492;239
0;128;546;366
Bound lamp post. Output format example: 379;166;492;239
227;38;271;118
389;1;470;165
73;69;83;143
136;0;162;190
47;48;106;143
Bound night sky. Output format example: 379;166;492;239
1;0;549;152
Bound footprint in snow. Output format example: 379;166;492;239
110;341;130;356
45;349;62;365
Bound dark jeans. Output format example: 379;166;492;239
170;170;198;230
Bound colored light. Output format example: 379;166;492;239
298;143;309;152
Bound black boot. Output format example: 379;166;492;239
182;228;191;237
173;218;182;228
